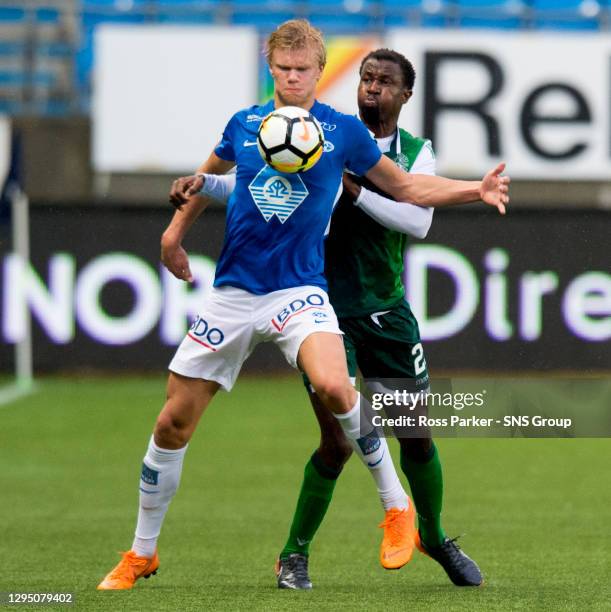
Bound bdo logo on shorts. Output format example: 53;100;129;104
272;293;326;332
188;316;225;351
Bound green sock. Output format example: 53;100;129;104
280;452;340;558
400;443;446;548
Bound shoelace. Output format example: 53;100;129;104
378;509;407;547
440;536;466;563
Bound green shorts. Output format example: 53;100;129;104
303;300;430;391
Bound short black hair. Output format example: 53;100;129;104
359;48;415;90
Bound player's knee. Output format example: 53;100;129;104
312;377;352;407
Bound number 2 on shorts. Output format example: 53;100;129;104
411;342;426;375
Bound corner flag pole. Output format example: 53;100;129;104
0;123;36;406
11;184;33;390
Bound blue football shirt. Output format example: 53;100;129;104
213;99;382;295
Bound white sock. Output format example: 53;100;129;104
335;394;408;511
132;436;187;558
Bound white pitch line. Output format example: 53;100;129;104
0;382;38;407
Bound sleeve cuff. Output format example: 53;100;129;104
355;187;369;207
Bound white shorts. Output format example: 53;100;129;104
169;285;342;391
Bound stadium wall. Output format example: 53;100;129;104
0;205;608;373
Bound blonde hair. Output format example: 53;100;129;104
265;19;326;69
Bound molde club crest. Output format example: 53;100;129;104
248;165;309;224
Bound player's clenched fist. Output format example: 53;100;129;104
169;174;205;209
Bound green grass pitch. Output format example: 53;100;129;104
1;376;609;611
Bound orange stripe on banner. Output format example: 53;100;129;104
316;37;379;97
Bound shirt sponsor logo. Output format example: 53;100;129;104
320;122;337;131
187;315;225;351
246;114;264;122
272;293;326;332
323;141;335;153
248;166;309;224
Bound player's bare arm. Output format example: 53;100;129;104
163;152;235;281
341;172;362;201
365;156;510;214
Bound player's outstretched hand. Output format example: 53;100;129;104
480;162;510;215
161;240;193;282
169;174;205;210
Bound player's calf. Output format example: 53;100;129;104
154;411;192;449
398;436;433;463
317;436;353;472
312;401;353;470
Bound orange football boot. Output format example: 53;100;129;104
97;550;159;590
379;500;416;569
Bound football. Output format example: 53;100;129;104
257;106;324;173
